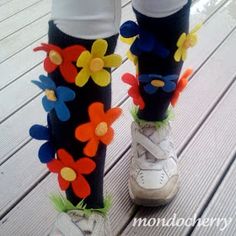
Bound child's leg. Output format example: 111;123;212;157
134;0;191;121
47;23;122;210
121;0;198;206
30;0;122;225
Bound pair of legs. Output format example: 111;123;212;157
30;0;198;234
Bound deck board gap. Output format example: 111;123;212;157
186;149;236;236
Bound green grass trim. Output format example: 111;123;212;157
130;106;175;129
49;193;112;217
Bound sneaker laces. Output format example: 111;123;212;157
68;211;105;235
133;122;176;163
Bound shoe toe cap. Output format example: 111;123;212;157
130;172;179;202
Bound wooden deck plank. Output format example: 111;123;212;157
1;73;236;236
0;10;134;123
0;0;235;233
191;154;236;235
0;0;41;22
0;0;233;224
0;0;50;40
0;0;231;161
1;16;236;236
0;60;132;125
0;0;130;63
183;0;234;70
0;140;46;215
0;2;135;163
122;75;236;235
0;0;12;7
0;2;133;90
0;0;130;39
108;24;236;235
0;98;132;218
0;14;49;63
0;98;132;234
0;36;45;90
0;0;229;119
0;60;133;165
0;0;226;90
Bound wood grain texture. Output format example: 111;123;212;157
0;0;236;235
0;15;49;63
0;5;135;123
109;25;236;236
0;0;13;7
192;154;236;235
0;0;42;22
122;69;236;236
0;2;132;90
1;13;236;236
0;0;230;162
0;0;51;40
0;98;132;218
0;0;232;222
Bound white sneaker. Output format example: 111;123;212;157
129;121;179;206
49;210;112;236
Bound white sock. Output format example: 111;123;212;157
51;0;121;39
132;0;188;18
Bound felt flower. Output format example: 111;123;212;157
122;73;145;109
34;43;85;83
47;149;96;198
32;75;75;121
127;50;138;66
171;68;193;106
75;39;122;87
174;23;202;62
139;74;179;94
120;35;136;45
75;102;122;157
29;122;55;164
120;35;138;65
120;20;169;58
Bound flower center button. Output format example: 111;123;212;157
45;89;57;101
90;58;104;72
49;50;63;65
61;167;77;181
151;80;165;88
95;122;108;137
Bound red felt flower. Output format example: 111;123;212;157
75;102;122;157
171;68;193;107
34;43;85;83
47;149;96;198
122;73;145;109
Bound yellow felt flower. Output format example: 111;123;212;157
120;36;136;45
127;50;138;65
127;51;139;74
174;23;202;62
76;39;122;87
120;36;138;66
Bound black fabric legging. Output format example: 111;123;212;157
134;0;191;121
48;21;118;209
37;0;191;209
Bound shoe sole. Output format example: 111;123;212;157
128;179;180;207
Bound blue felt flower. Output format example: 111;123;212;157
120;20;169;58
29;122;55;164
32;75;76;121
139;74;179;94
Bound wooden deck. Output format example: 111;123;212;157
0;0;236;235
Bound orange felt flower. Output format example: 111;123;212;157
171;68;193;107
34;43;85;83
75;102;122;157
47;149;96;198
122;73;145;110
